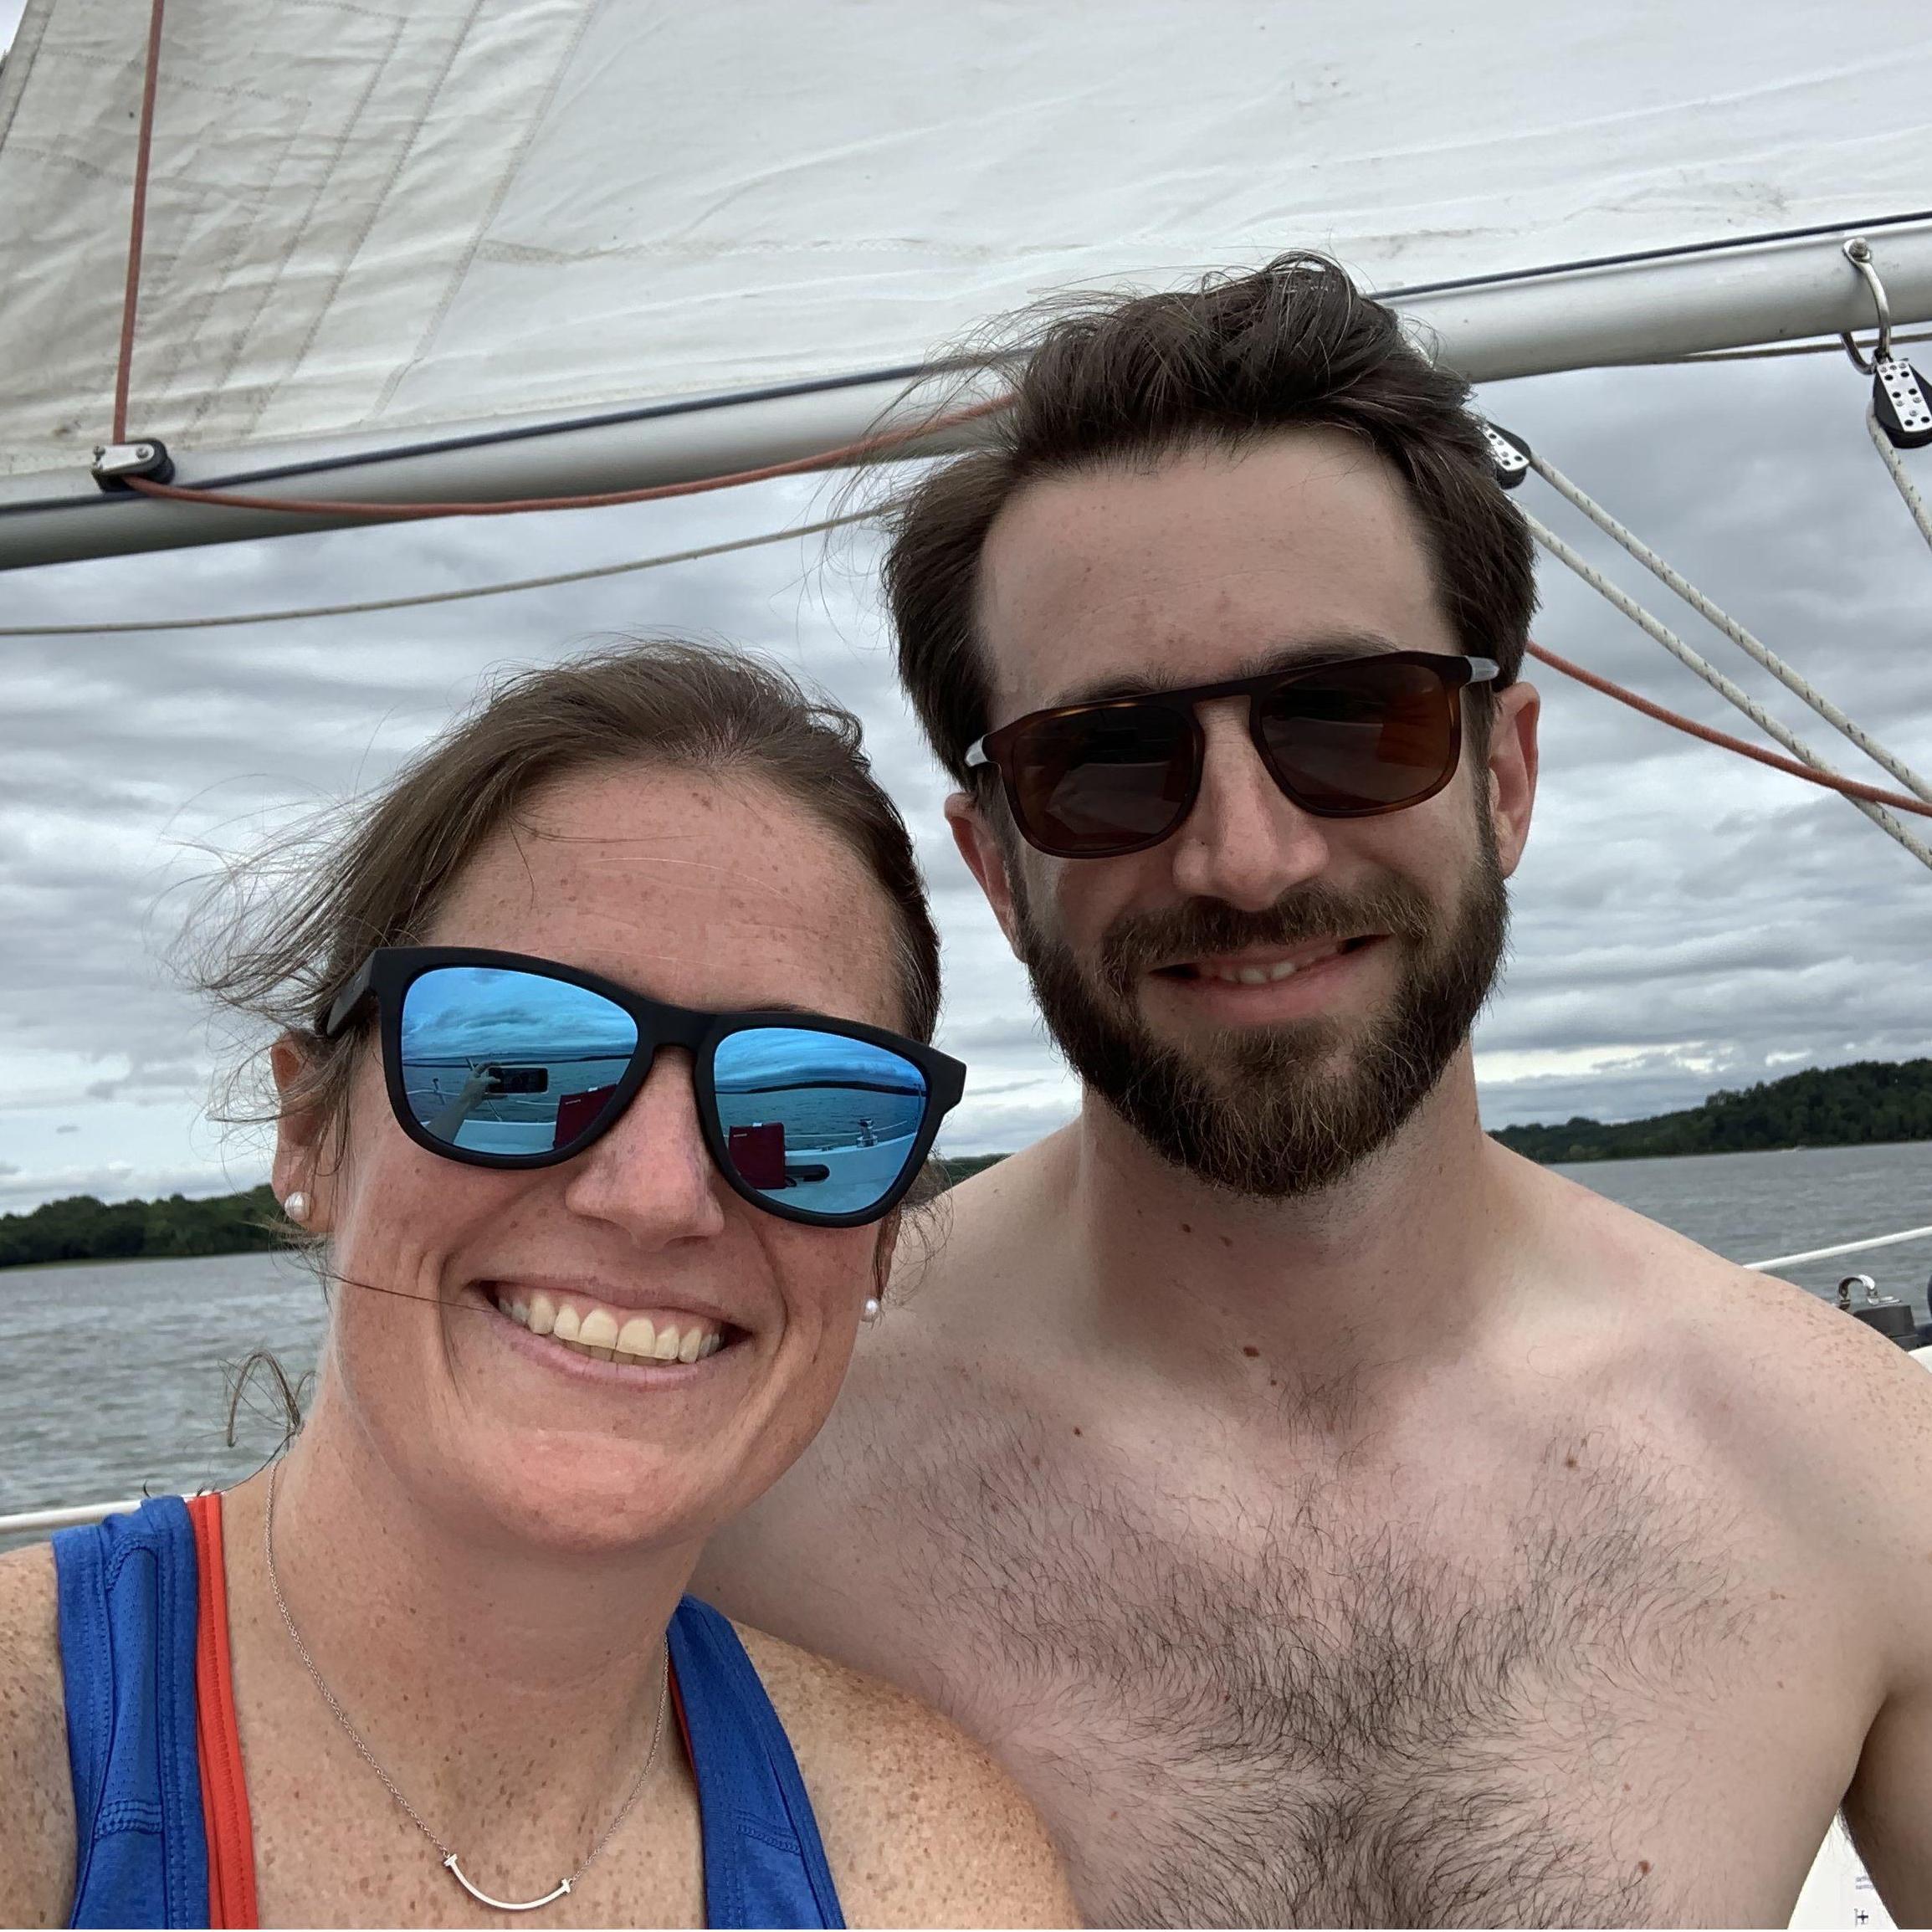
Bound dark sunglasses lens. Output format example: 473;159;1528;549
398;966;639;1158
712;1027;930;1221
1008;704;1195;855
1258;659;1460;812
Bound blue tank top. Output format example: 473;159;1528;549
53;1497;844;1929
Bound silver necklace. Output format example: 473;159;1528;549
264;1461;670;1913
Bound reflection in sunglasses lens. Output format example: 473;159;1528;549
713;1027;930;1218
1017;705;1194;854
1258;659;1455;809
399;966;638;1156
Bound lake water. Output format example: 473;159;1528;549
3;1140;1928;1545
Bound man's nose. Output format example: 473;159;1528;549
1166;700;1332;909
560;1048;729;1244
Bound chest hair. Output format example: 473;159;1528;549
853;1407;1746;1928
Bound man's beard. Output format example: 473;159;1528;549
1011;827;1509;1199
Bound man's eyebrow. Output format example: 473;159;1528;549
1048;632;1404;708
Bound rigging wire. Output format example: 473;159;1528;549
1522;509;1932;871
0;509;879;636
1620;328;1932;367
1527;454;1932;806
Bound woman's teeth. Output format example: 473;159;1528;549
495;1289;724;1365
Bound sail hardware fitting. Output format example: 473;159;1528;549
90;440;175;490
1871;356;1932;452
1839;238;1895;372
1480;423;1532;489
1839;237;1932;452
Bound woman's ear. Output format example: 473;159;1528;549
269;1034;332;1231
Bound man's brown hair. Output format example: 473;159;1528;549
883;252;1535;784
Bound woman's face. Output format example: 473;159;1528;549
275;763;912;1557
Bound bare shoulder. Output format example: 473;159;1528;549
734;1622;1078;1928
0;1541;77;1924
1526;1156;1932;1568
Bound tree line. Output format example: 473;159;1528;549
0;1185;285;1270
1492;1058;1932;1165
0;1159;1014;1270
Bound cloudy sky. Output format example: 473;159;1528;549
3;11;1929;1214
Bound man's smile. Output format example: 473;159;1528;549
1146;933;1387;1022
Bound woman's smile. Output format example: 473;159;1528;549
482;1279;741;1377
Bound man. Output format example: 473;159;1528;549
698;257;1932;1926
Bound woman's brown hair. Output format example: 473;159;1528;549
197;639;941;1156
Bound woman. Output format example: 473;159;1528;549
0;643;1075;1929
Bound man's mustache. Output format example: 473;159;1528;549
1099;879;1437;997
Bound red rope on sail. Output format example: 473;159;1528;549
1527;643;1932;820
112;0;167;445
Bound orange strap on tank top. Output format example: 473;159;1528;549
185;1493;261;1930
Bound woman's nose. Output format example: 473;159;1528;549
1166;700;1332;908
560;1048;729;1243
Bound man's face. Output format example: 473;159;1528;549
951;428;1539;1197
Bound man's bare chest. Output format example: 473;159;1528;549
843;1403;1817;1927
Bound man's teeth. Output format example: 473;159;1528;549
1193;948;1340;986
498;1289;724;1364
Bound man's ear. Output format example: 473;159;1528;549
269;1034;334;1230
1484;679;1540;879
945;789;1025;956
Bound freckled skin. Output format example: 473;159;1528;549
699;434;1932;1926
0;766;1074;1928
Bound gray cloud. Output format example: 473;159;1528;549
1;353;1929;1205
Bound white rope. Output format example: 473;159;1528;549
1530;454;1932;807
1524;510;1932;873
0;509;881;637
1867;405;1932;552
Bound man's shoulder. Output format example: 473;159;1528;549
731;1622;1075;1927
0;1540;78;1922
1526;1158;1932;1542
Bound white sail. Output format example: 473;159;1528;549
1;0;1929;561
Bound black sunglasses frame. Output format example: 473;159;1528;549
320;946;968;1229
964;651;1502;859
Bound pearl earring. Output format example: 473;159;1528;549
284;1191;310;1225
861;1296;882;1324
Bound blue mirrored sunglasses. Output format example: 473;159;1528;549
320;947;966;1228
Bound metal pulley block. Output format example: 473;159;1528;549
1871;354;1932;451
90;439;175;489
1479;422;1532;489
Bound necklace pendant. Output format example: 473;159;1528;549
443;1853;574;1913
